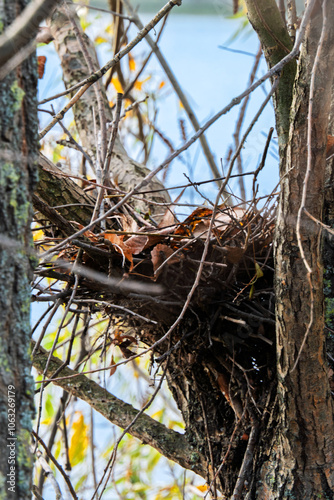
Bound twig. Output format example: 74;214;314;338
74;2;136;21
49;105;94;170
91;92;123;224
252;127;274;200
34;448;64;500
94;353;170;499
72;299;157;324
303;208;334;236
194;378;217;499
32;431;78;500
233;44;262;201
34;276;80;443
231;421;259;500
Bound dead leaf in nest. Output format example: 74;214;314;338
158;207;178;229
175;208;213;237
327;135;334;157
214;206;246;229
151;244;180;279
158;189;183;229
123;234;148;255
221;246;245;264
101;232;134;270
174;206;246;239
77;224;99;242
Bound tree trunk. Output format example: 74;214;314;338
0;1;38;497
259;2;334;498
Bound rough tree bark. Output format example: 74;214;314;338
246;0;334;497
26;0;334;498
0;1;39;497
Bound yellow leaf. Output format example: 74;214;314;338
159;81;165;89
128;54;136;71
255;262;264;278
249;283;255;299
111;77;123;93
33;229;44;242
134;75;151;91
105;24;114;35
179;100;184;110
95;35;108;45
197;484;209;492
151;409;164;420
69;413;88;466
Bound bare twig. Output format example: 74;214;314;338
232;44;262;201
95;355;170;499
32;431;78;500
34;447;64;500
91;92;123;224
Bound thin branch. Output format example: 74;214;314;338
91;93;123;224
232;44;262;201
95;354;170;499
74;2;136;21
32;431;78;500
34;448;64;500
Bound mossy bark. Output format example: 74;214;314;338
0;1;38;498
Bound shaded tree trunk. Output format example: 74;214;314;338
0;1;38;497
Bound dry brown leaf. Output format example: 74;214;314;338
102;232;134;270
326;135;334;157
109;355;117;376
123;234;148;255
151;243;180;279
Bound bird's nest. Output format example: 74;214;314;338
34;200;276;350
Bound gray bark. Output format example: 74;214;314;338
0;1;38;498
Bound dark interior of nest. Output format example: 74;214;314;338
34;205;277;396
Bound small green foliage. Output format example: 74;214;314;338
10;81;25;112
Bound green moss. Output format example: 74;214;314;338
324;276;334;330
190;452;199;464
16;428;33;492
10;81;25;112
